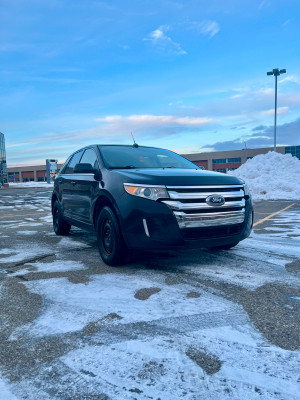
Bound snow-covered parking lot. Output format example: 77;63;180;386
0;187;299;400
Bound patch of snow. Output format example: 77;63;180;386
0;249;12;255
228;151;300;200
8;182;54;188
0;246;53;264
17;274;230;336
57;237;90;248
0;374;19;400
5;222;43;228
10;260;87;276
61;331;300;400
39;215;53;222
17;231;38;235
182;211;300;289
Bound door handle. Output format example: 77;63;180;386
71;181;77;186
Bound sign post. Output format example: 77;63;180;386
46;159;58;184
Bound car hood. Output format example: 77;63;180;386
111;168;243;186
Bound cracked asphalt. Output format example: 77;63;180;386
0;187;299;400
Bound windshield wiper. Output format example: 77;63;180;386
109;165;137;169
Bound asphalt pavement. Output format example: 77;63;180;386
0;187;299;400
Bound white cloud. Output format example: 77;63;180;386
257;88;274;96
279;75;300;85
145;25;187;55
261;106;289;116
282;93;300;104
6;113;213;166
150;28;165;41
230;94;245;99
198;20;220;38
174;145;214;154
259;0;271;9
96;114;212;126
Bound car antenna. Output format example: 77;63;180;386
131;132;139;148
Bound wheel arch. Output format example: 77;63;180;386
51;193;59;211
93;194;122;230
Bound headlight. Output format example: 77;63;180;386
243;183;251;196
124;184;169;201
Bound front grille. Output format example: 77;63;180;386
162;184;245;230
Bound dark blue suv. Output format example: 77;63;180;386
52;145;253;265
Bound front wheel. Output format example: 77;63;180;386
97;206;127;266
52;200;71;235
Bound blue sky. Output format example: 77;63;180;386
1;0;299;166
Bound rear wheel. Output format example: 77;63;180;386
97;206;127;266
52;200;71;235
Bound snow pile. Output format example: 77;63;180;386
8;182;54;188
228;151;300;200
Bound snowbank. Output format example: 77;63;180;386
8;182;54;188
228;151;300;200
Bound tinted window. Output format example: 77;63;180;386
99;146;199;170
80;148;99;169
228;158;241;163
59;156;72;175
65;150;83;174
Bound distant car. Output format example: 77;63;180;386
52;145;253;265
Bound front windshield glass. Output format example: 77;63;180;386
99;145;199;170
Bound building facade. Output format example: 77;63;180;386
183;145;300;173
6;144;300;181
0;132;8;186
7;163;63;183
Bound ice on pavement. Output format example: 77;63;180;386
8;182;54;188
0;245;53;264
0;374;20;400
61;330;300;400
10;260;87;276
17;273;230;336
228;151;300;200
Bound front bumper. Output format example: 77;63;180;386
118;193;253;250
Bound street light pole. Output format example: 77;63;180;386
267;68;286;152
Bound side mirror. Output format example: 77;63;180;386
73;163;102;181
74;163;95;173
94;170;102;182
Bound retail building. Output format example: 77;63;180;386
7;163;63;183
183;145;300;173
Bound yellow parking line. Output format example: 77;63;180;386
253;203;296;227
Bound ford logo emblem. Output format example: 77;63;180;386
206;194;225;207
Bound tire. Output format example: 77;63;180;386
52;200;71;236
211;242;239;250
97;206;127;266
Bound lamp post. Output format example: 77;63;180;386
267;68;286;152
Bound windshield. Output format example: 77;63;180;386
99;146;199;170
